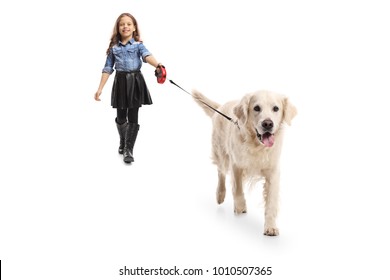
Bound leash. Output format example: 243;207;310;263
169;80;239;127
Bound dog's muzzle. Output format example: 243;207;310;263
256;130;275;147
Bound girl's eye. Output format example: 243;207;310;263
254;105;261;112
273;106;279;112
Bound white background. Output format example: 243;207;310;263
1;0;390;279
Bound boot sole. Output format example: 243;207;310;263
124;157;134;164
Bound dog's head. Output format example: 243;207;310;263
233;91;297;147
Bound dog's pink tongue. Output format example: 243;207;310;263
263;134;275;148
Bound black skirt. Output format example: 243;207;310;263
111;71;153;109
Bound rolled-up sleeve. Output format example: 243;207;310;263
138;43;152;62
102;49;115;74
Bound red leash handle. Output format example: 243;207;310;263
155;65;167;84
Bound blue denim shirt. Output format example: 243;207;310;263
102;38;152;74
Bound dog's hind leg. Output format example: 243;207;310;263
216;170;226;204
232;165;247;214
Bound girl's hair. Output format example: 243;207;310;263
106;13;141;55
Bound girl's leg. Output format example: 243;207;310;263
127;107;139;124
123;107;140;164
115;108;128;154
116;108;127;124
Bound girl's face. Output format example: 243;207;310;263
118;16;136;40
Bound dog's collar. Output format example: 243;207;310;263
232;119;240;129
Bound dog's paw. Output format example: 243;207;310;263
234;207;247;214
234;197;247;214
263;227;279;236
216;190;226;204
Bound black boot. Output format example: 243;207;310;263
123;123;140;164
115;119;128;154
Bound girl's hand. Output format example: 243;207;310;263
94;90;102;101
155;64;166;84
154;64;164;76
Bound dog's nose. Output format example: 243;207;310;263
262;119;274;131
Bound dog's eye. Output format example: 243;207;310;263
273;106;279;112
254;105;261;112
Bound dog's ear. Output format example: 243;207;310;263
234;94;251;124
283;97;297;125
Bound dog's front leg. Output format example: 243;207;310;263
263;168;280;236
232;165;247;214
216;170;226;204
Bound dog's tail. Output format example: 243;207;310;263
192;90;221;118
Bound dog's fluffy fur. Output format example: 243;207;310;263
192;89;297;236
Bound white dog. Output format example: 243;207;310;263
192;89;297;236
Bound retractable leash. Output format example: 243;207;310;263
169;80;239;127
156;65;167;84
155;65;238;127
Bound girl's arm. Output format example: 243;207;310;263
94;73;110;101
144;55;161;68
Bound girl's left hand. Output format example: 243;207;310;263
155;64;166;84
154;64;164;76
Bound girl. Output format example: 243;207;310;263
94;13;164;164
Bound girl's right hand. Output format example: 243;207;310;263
94;90;102;101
